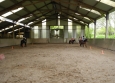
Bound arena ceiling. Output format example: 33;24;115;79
0;0;115;33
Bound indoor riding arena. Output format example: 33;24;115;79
0;0;115;83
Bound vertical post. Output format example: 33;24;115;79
12;23;15;39
18;28;20;38
81;25;85;37
46;25;50;42
40;28;42;38
64;25;68;43
46;25;49;39
105;13;109;39
72;25;76;38
42;20;46;38
4;28;5;38
24;24;26;37
94;20;96;39
39;25;42;38
87;24;89;38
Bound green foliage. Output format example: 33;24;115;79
96;35;105;38
96;27;115;38
88;11;115;39
108;27;115;35
108;34;115;38
90;26;115;38
85;26;94;38
97;27;105;35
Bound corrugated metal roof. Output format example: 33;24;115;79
0;0;115;32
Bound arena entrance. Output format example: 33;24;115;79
50;26;64;43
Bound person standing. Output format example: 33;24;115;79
82;36;85;41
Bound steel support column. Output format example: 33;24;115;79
72;25;76;38
94;20;96;39
105;13;109;39
81;25;85;37
12;23;15;39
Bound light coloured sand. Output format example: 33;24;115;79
0;44;115;83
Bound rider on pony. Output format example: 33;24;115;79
79;36;87;47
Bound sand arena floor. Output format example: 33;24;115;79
0;44;115;83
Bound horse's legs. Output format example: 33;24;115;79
85;43;87;47
20;40;23;47
82;42;87;47
22;43;25;47
84;43;85;47
80;43;82;46
72;41;73;44
25;42;26;47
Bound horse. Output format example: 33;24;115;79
20;38;27;47
69;39;75;44
79;39;87;47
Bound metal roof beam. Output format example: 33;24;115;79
61;11;89;24
54;0;107;16
56;3;95;21
14;2;52;21
23;10;54;25
30;13;58;26
61;13;86;26
75;0;107;16
0;2;52;30
0;0;26;15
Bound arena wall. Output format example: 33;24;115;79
0;39;31;47
88;39;115;51
1;38;115;51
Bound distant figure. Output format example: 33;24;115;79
23;37;27;47
20;37;27;47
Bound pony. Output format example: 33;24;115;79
79;39;87;47
69;39;75;44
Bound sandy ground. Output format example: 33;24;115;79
0;44;115;83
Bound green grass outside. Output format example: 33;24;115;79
90;35;115;39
